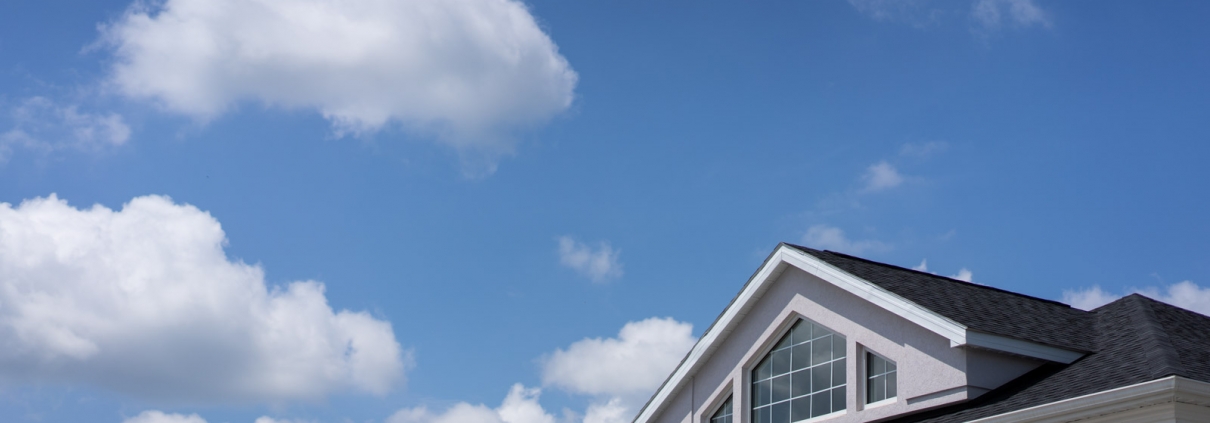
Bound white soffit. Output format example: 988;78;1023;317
632;244;1084;423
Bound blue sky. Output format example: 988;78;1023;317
1;0;1209;422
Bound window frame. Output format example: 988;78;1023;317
864;350;897;406
748;318;848;423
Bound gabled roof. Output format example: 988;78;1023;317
786;245;1097;352
886;294;1210;422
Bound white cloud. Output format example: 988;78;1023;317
972;0;1050;30
557;236;623;283
582;398;630;423
0;195;407;403
100;0;577;149
861;161;904;192
913;259;929;272
802;225;889;255
386;384;556;423
123;411;207;423
1;97;130;162
1064;281;1210;315
950;268;973;282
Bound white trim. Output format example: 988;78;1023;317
964;331;1085;364
969;375;1210;423
632;245;1089;423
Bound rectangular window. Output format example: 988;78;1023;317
866;352;897;404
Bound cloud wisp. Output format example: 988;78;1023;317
801;225;890;255
99;0;577;154
558;236;624;283
0;97;130;162
971;0;1050;31
861;161;905;192
0;195;408;404
1063;281;1210;316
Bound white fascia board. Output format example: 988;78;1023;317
965;331;1085;364
969;376;1210;423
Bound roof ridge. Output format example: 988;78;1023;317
790;244;1075;308
1118;294;1184;379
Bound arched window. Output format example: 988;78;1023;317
751;319;846;423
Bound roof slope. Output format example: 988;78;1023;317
885;294;1210;422
787;245;1097;352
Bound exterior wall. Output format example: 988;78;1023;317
648;266;1016;423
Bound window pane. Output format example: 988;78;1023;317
792;321;812;345
775;332;792;350
772;402;790;423
791;369;810;397
723;417;731;423
756;356;772;380
772;374;791;402
886;360;896;373
791;344;810;370
869;376;885;403
724;399;731;415
832;335;846;358
756;380;771;406
812;336;832;366
811;391;830;418
812;364;830;393
833;357;846;388
772;349;792;376
830;387;845;413
812;323;832;339
790;397;810;422
753;406;770;423
886;371;897;399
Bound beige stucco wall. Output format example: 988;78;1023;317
648;265;1045;423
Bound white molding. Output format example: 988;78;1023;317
970;376;1210;423
632;245;1090;423
965;331;1085;364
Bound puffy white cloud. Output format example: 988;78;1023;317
123;411;207;423
801;225;889;255
557;236;623;283
0;97;130;161
861;161;904;192
1064;281;1210;315
100;0;576;149
972;0;1050;30
949;268;973;282
581;398;631;423
0;195;407;403
387;384;556;423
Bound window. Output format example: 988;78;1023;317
866;352;896;404
710;396;732;423
752;319;846;423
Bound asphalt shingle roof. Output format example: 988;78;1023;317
780;245;1210;422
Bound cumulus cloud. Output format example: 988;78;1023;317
542;317;696;423
802;225;889;255
0;97;130;162
861;161;904;192
100;0;577;149
0;195;407;403
557;236;623;283
971;0;1050;30
950;268;973;282
386;384;556;423
1063;281;1210;315
123;411;207;423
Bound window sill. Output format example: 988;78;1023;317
793;410;847;423
864;397;897;410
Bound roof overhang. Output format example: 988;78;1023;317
633;244;1086;423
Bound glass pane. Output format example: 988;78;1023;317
833;358;846;388
791;344;810;370
833;335;846;359
775;332;792;350
811;391;830;418
886;371;897;399
724;399;731;415
812;323;832;340
791;369;810;397
870;354;885;375
773;374;791;402
756;356;772;380
886;360;896;373
723;417;731;423
790;397;810;422
812;336;832;366
772;349;792;376
756;379;772;406
830;387;845;413
772;402;790;423
812;364;830;393
792;320;812;345
753;406;770;423
869;376;885;403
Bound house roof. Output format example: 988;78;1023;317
885;294;1210;422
